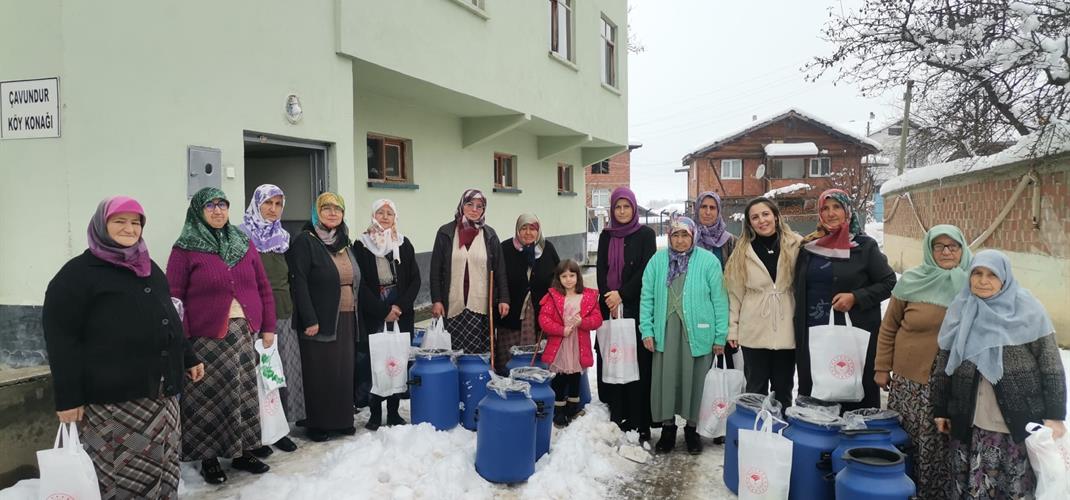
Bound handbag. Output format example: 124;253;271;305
738;410;793;500
1024;422;1070;500
420;317;452;350
254;338;286;392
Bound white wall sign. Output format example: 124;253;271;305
1;77;60;139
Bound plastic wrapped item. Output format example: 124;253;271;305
844;408;900;421
509;367;555;384
734;393;783;418
486;373;531;399
412;347;453;360
785;406;845;429
510;344;540;356
795;395;842;416
841;412;868;430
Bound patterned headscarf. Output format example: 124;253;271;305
511;213;545;268
455;189;486;248
174;187;249;267
667;216;697;287
307;192;350;254
360;198;404;263
803;189;861;260
603;187;642;290
693;191;731;250
240;184;290;254
892;225;972;307
87;196;152;277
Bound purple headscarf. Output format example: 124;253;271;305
240;184;290;253
603;187;642;291
87;196;152;277
667;216;697;286
693;191;731;250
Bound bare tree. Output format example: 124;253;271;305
828;163;879;224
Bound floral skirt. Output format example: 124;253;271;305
887;370;949;500
948;426;1035;499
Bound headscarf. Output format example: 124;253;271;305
239;184;290;254
511;213;545;269
937;250;1055;383
87;196;152;277
360;198;404;263
803;189;862;260
174;187;249;267
603;187;642;290
693;191;731;250
307;192;350;254
667;216;697;287
455;189;486;248
891;225;972;307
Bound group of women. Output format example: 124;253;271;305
40;180;1065;499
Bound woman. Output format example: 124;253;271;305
238;184;301;454
724;197;802;411
429;189;509;354
496;213;560;374
43;196;204;499
932;249;1066;499
639;217;729;455
167;187;275;483
694;191;739;377
353;198;420;430
596;187;657;441
793;188;896;411
288;192;368;442
874;225;970;499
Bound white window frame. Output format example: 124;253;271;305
549;0;574;62
720;159;742;179
601;16;618;87
592;188;610;208
808;157;832;177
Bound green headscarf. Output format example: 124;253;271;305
891;224;971;307
174;187;250;267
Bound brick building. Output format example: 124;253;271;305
586;143;641;231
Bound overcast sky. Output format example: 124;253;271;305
626;0;904;206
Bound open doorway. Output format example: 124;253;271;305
243;132;329;236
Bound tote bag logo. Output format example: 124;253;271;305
607;345;622;362
744;467;769;494
47;494;76;500
701;398;730;420
829;355;856;379
263;390;282;416
385;357;403;377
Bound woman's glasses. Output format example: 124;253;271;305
203;201;230;212
932;243;962;254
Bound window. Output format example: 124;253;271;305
494;153;517;189
591;160;610;174
887;126;902;136
549;0;573;61
367;134;410;182
720;159;742;179
808;158;831;177
557;163;574;193
592;188;610;207
770;158;805;179
601;16;617;87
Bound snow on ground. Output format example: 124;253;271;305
865;221;884;249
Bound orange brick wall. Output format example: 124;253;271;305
586;150;631;207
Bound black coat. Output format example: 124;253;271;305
428;221;509;312
352;238;421;336
596;226;657;320
792;234;896;408
287;230;372;343
42;251;198;411
496;238;560;330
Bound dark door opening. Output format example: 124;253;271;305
243;132;329;236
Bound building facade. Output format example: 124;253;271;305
584;143;638;232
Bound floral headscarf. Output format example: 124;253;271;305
174;187;249;267
240;184;290;254
667;216;697;286
360;198;405;263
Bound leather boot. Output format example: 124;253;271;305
655;424;677;453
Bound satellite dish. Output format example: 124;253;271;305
755;164;766;179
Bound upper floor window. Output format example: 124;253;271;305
808;157;831;177
887;126;902;136
591;160;610;174
557;163;574;193
550;0;574;61
720;159;742;179
601;16;618;87
592;188;610;207
367;134;411;183
494;153;518;189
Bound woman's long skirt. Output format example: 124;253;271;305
181;318;261;461
887;368;949;500
447;308;490;354
300;313;356;431
82;396;180;499
650;312;712;424
948;427;1035;499
275;317;306;423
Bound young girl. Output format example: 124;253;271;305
539;259;603;427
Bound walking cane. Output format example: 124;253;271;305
488;270;495;373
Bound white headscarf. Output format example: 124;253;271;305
360;199;404;263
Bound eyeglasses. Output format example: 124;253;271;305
320;205;344;214
933;243;962;253
203;201;230;211
464;202;485;211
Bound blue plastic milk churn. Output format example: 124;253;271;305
510;366;556;461
723;393;785;494
845;408;914;477
783;405;844;500
408;348;459;431
831;428;897;474
475;377;537;484
458;353;491;431
835;447;916;500
506;344;548;372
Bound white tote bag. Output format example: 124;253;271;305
737;410;793;500
36;422;102;500
369;322;412;397
595;305;640;384
808;307;870;402
254;338;287;392
257;375;289;445
697;355;746;438
421;317;452;350
1024;422;1070;500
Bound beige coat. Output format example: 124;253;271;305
727;232;802;349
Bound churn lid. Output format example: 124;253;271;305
487;375;532;398
785;406;845;429
842;447;905;466
510;367;554;383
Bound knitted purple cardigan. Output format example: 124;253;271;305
166;241;276;339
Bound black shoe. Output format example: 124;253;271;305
249;445;273;458
232;454;270;474
337;426;357;436
386;413;406;426
200;458;227;484
638;428;652;443
386;397;405;426
306;428;330;442
712;436;725;445
655;425;677;454
273;436;298;452
684;426;703;455
365;418;381;431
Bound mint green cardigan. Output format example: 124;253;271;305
639;247;730;356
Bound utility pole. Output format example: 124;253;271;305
897;80;913;175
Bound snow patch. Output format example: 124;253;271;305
763;183;812;199
764;142;819;157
